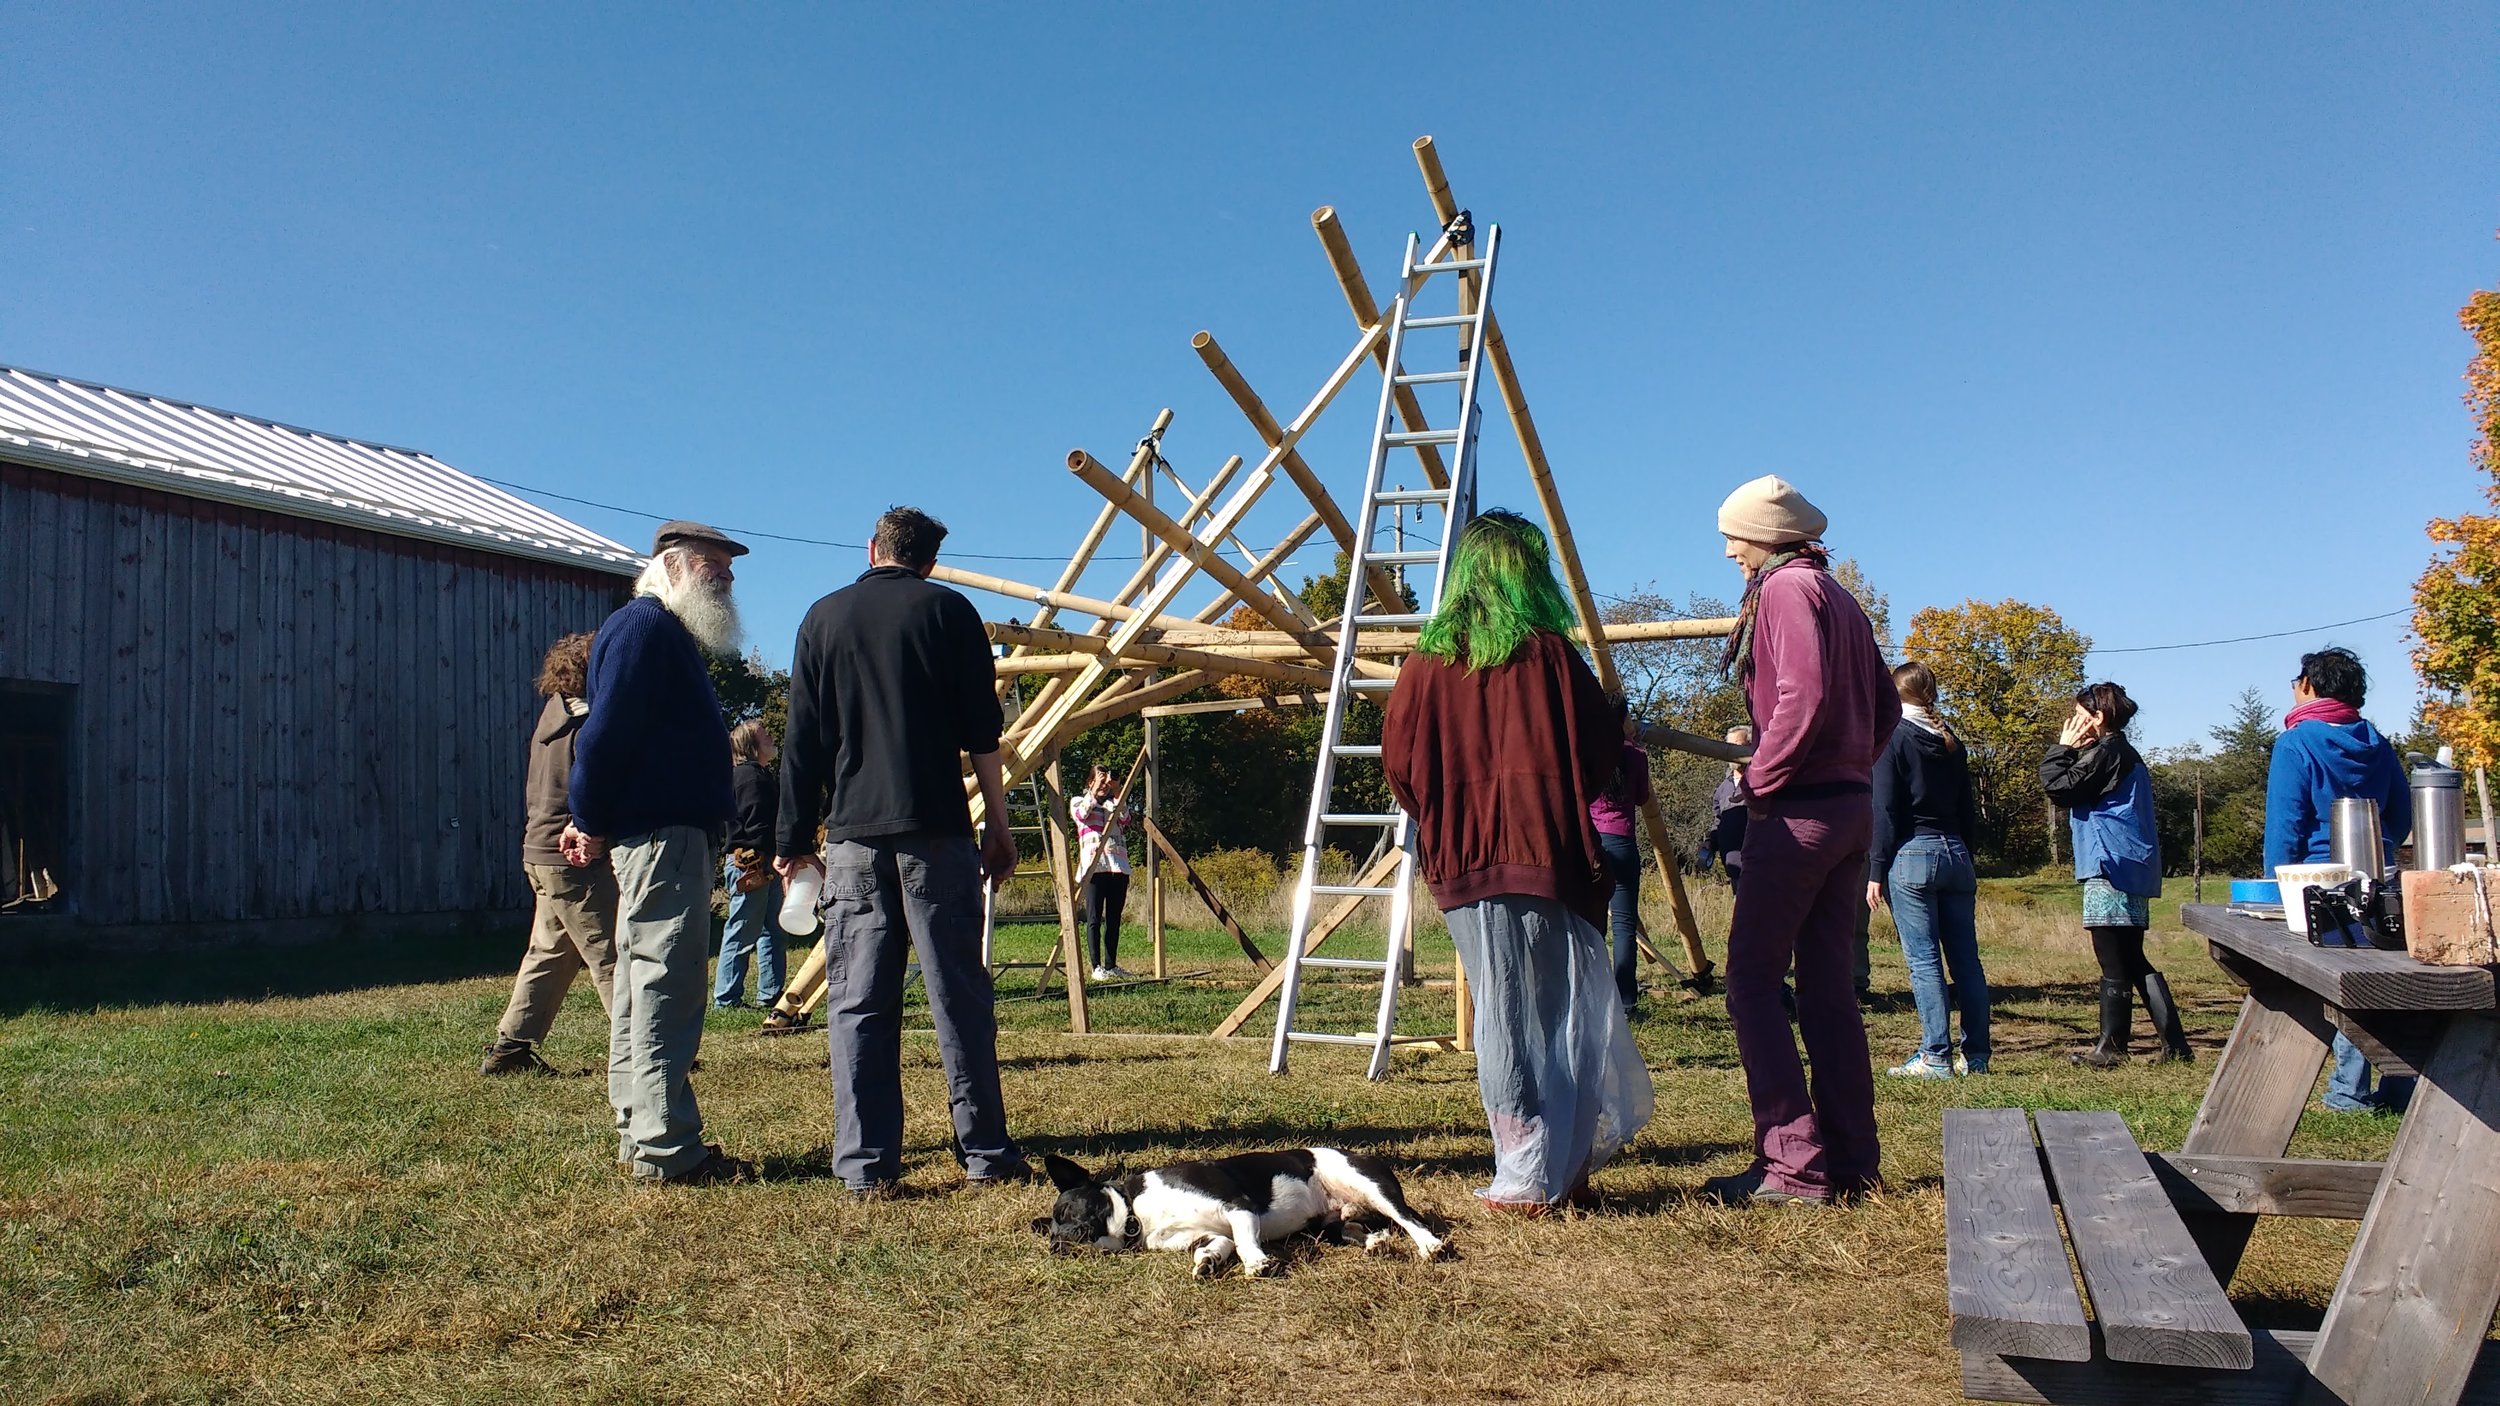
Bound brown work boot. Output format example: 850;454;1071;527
653;1146;757;1186
479;1039;557;1077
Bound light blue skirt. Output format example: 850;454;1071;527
2081;876;2149;928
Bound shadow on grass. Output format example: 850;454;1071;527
1;926;526;1016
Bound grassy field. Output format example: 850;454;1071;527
0;875;2402;1405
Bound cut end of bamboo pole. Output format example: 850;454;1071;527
1413;135;1434;154
1311;204;1335;227
1065;449;1090;472
1190;330;1216;352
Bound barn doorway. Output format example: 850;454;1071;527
0;685;70;913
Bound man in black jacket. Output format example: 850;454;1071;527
776;507;1025;1195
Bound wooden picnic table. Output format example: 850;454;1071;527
1958;903;2500;1405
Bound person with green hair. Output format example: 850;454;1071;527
1383;510;1655;1212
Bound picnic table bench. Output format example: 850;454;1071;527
1945;904;2500;1406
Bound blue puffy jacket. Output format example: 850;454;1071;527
2262;717;2411;874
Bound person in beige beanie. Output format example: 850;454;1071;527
1701;475;1900;1207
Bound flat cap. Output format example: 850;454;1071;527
651;520;749;557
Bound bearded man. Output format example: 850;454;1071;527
566;521;753;1185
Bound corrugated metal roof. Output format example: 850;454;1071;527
0;365;641;575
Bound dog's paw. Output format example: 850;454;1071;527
1241;1257;1280;1279
1191;1255;1222;1280
1362;1229;1399;1256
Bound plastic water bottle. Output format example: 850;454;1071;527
779;866;824;935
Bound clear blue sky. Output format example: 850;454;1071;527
8;4;2496;749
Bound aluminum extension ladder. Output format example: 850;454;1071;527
1270;215;1499;1078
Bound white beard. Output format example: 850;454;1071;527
645;571;744;656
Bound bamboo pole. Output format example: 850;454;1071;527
1192;330;1410;616
1042;761;1089;1032
934;564;1200;634
1155;456;1316;625
987;322;1391;809
1209;848;1406;1038
1142;817;1271;972
1312;204;1450;491
986;642;1330;690
1070;451;1325;647
1412;133;1715;989
1016;410;1171;640
1140;692;1330;719
1145;712;1164;978
1191;512;1327;625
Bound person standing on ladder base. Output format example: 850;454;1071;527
1073;764;1135;982
1384;510;1655;1215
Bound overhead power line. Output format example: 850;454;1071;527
478;474;1096;563
2090;608;2412;655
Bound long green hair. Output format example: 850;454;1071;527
1415;510;1579;670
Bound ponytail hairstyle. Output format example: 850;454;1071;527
1891;661;1958;751
2075;680;2139;733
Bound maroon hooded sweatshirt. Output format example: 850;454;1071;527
1382;631;1621;927
1741;559;1899;802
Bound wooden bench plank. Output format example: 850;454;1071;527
2035;1110;2252;1370
1945;1108;2092;1363
1950;1105;2090;1360
2148;1153;2384;1220
1963;1330;2500;1406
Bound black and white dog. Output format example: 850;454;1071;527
1034;1149;1448;1277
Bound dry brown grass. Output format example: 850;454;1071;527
0;878;2399;1405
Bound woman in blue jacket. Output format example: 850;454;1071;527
2039;682;2185;1067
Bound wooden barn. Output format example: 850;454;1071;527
0;366;640;944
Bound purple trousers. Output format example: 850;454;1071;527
1725;789;1881;1198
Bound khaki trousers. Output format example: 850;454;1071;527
496;860;621;1046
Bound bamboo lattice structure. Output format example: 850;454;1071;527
761;137;1738;1046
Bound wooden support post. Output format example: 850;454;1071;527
1042;762;1088;1034
1410;133;1715;989
1145;713;1165;979
1142;817;1269;973
1210;848;1404;1038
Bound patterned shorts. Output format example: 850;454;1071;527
2081;877;2150;928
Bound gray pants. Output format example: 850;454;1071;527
497;860;619;1046
608;826;715;1179
821;831;1022;1189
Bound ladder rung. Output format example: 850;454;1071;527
1320;812;1402;827
1284;1031;1387;1047
1367;550;1439;566
1347;677;1398;692
1356;612;1434;627
1411;257;1487;274
1300;957;1391;972
1308;883;1400;897
1393;370;1468;385
1402;314;1475;328
1331;744;1382;758
1373;488;1453;505
1383;429;1460;446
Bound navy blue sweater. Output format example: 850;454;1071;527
569;595;734;840
1868;717;1977;882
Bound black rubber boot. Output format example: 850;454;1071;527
2069;979;2133;1069
2139;972;2192;1063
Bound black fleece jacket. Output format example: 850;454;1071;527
1868;719;1977;882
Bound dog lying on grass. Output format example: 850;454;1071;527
1033;1149;1448;1278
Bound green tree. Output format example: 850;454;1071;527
1832;557;1895;662
1904;599;2091;870
708;648;790;740
1600;582;1745;857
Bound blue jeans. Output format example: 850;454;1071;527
1598;830;1642;1009
1887;834;1988;1069
2323;1031;2416;1113
715;859;786;1007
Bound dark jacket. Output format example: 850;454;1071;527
568;595;735;840
1868;718;1977;883
1706;773;1748;866
730;759;780;852
2263;718;2411;873
523;694;590;866
2041;734;2161;897
779;566;1005;855
1381;631;1620;927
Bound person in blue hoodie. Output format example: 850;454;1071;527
2263;646;2413;1114
2040;681;2184;1066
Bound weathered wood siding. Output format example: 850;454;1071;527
0;460;628;926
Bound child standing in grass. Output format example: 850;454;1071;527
2040;681;2185;1067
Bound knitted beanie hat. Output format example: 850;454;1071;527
1716;475;1828;544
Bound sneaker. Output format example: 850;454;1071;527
1697;1167;1831;1207
1089;966;1113;982
1106;965;1136;981
1952;1052;1990;1076
648;1146;756;1186
1885;1054;1956;1080
479;1040;557;1077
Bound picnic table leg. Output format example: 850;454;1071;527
2175;967;2335;1284
2298;1012;2500;1406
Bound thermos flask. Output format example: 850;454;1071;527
2329;797;2387;893
2411;757;2468;871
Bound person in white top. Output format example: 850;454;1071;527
1071;765;1134;981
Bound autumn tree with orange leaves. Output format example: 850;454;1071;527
1905;599;2092;870
2413;277;2500;766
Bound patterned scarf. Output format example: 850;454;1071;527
1718;543;1829;682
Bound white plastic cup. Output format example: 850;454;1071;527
779;865;824;935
